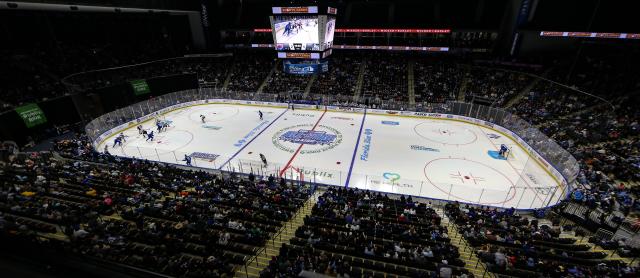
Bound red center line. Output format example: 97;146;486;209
279;108;328;177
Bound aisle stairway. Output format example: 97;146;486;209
537;93;630;126
352;63;367;102
504;68;552;108
457;65;471;101
256;62;279;94
234;191;320;278
221;66;234;91
436;207;496;278
407;60;416;105
303;74;317;98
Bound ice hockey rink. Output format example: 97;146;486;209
97;103;568;210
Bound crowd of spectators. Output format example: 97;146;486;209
550;98;640;182
226;52;276;93
3;49;639;177
260;188;472;277
538;93;640;231
550;48;640;99
5;6;640;278
446;202;638;277
0;49;68;111
464;67;532;107
64;56;234;92
262;64;312;96
3;43;640;265
0;40;183;111
492;52;640;231
360;52;408;105
509;81;597;125
309;53;362;99
414;58;463;104
1;141;311;276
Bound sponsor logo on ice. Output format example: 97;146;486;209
383;172;401;182
234;121;269;147
331;116;353;121
190;152;220;160
360;129;373;161
410;145;440;152
381;121;399;126
202;125;222;130
292;113;315;117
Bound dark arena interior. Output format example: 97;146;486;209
1;0;640;277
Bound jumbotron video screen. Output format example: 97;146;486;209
273;15;320;51
323;17;336;50
270;6;337;53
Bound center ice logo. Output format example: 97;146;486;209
279;130;337;145
272;124;342;154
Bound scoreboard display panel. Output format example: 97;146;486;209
270;6;337;55
272;6;318;14
323;17;336;51
273;15;320;51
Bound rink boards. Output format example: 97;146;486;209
94;99;570;210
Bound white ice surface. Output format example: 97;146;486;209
99;104;566;209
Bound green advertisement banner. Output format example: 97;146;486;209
15;103;47;128
130;79;151;95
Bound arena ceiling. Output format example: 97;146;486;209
9;0;640;32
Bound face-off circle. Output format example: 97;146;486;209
414;122;478;145
423;157;516;204
122;130;194;158
272;124;343;154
